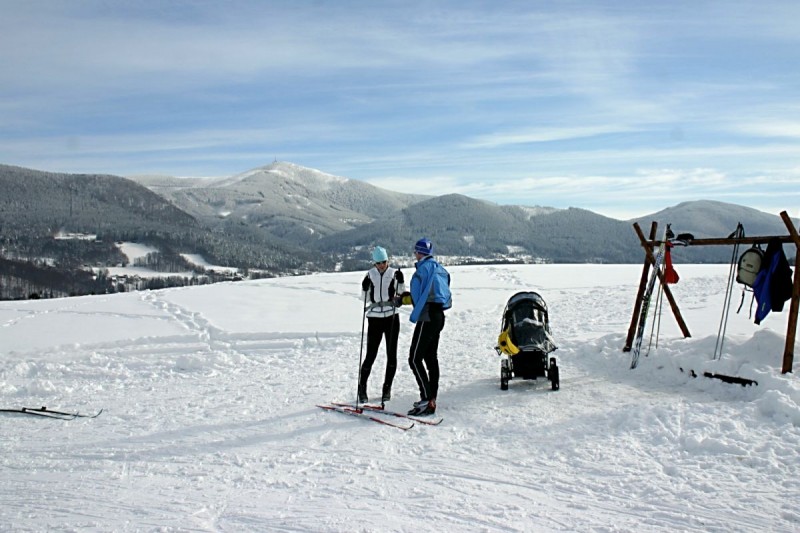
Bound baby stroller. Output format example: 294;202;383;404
495;291;559;390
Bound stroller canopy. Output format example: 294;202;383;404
498;291;557;356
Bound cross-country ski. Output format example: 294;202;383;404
0;406;103;420
630;225;672;369
317;404;414;430
330;402;444;425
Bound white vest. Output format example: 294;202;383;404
362;266;405;318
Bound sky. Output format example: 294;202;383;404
1;263;798;530
1;0;799;220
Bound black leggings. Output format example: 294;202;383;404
408;307;445;402
360;314;400;388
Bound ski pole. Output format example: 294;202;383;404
646;283;664;356
383;300;399;409
356;289;368;409
654;286;664;349
714;223;743;360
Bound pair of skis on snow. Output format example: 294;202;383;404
317;402;442;430
0;406;103;420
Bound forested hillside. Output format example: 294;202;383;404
1;162;796;300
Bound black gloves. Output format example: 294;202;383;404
361;276;371;292
395;270;404;283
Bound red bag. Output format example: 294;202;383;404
664;242;680;284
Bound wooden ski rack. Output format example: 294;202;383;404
624;211;800;374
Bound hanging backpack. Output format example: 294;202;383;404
736;246;764;287
735;245;764;317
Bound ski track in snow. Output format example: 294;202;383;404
1;264;798;532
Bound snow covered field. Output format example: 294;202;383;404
1;264;798;532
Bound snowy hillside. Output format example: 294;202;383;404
1;264;798;531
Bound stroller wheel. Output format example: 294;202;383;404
550;363;560;391
500;359;511;390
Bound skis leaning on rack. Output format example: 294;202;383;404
318;402;443;430
0;406;104;420
630;224;672;370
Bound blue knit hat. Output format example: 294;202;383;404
414;238;433;256
371;246;388;263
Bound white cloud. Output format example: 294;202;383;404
1;1;799;219
735;120;800;139
462;125;641;149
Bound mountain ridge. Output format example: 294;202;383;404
1;162;796;275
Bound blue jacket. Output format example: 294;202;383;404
753;238;793;325
409;255;452;323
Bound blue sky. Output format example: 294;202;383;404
1;1;799;219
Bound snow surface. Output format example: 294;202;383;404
117;242;159;262
104;244;235;279
1;264;798;532
181;254;239;275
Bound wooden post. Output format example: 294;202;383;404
630;222;691;341
640;234;691;340
780;211;800;374
624;222;692;352
624;222;657;351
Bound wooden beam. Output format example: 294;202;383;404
651;235;795;247
780;211;800;374
635;224;690;339
657;259;692;339
625;222;692;352
624;222;657;351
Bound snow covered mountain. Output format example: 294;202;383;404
134;162;797;263
1;161;796;290
135;162;430;243
632;199;791;239
631;200;797;263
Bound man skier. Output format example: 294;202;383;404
402;238;451;416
